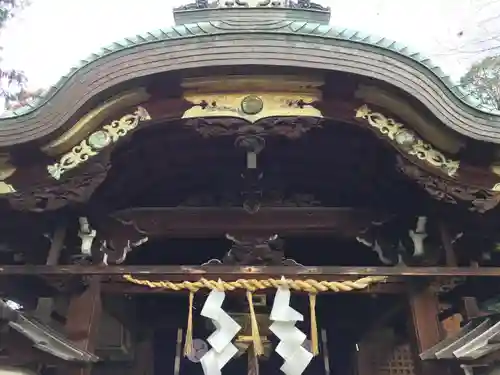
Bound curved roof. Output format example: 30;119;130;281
1;9;499;145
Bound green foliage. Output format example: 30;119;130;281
0;0;17;28
0;0;29;28
460;55;500;110
0;0;33;110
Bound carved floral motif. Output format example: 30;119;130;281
184;116;322;139
47;107;151;180
356;105;460;177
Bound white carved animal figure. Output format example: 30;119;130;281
408;216;428;257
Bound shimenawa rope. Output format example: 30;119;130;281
122;275;387;357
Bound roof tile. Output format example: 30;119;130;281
2;18;498;120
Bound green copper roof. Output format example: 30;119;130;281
2;20;497;118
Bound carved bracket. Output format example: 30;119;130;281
100;237;148;265
356;215;448;266
8;162;109;212
79;217;97;257
202;233;305;266
397;157;500;213
221;233;285;265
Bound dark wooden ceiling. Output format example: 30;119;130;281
88;117;432;214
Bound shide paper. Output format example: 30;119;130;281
270;281;313;375
200;288;241;375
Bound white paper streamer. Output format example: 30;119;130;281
270;281;313;375
200;288;241;375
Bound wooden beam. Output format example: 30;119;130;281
107;207;392;238
59;277;102;375
0;265;499;277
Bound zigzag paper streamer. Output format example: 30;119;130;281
199;288;241;375
270;281;313;375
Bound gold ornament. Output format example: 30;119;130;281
47;107;151;180
356;105;460;177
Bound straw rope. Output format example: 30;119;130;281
123;274;387;357
122;275;388;293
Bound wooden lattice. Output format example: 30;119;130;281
375;343;415;375
356;329;416;375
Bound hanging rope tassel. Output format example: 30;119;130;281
309;293;319;356
246;291;263;356
184;291;194;356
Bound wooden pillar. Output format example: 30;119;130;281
36;222;67;323
59;277;102;375
407;285;448;375
131;337;155;375
439;222;457;267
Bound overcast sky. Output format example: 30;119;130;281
0;0;499;90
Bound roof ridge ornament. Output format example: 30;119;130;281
175;0;329;11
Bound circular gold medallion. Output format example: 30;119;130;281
88;130;111;150
241;95;263;115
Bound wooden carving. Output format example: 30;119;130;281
47;107;150;180
397;157;500;213
223;234;285;265
356;215;447;266
356;105;460;177
183;116;323;139
7;163;109;212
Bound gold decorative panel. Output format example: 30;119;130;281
354;85;465;154
182;75;323;123
356;105;460;177
47;107;151;180
0;154;16;194
42;89;150;156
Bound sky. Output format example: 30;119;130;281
0;0;499;90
